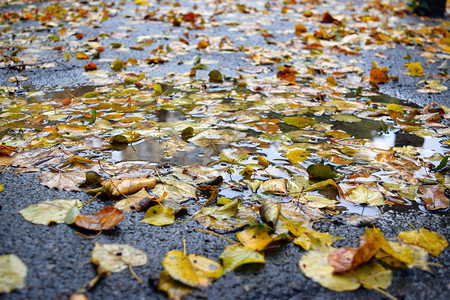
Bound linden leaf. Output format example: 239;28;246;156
261;178;287;194
158;270;194;300
286;149;309;164
404;62;424;76
0;254;27;293
162;250;203;288
20;199;83;225
152;180;197;203
398;228;448;257
75;206;125;231
111;59;126;71
187;254;224;286
259;199;281;228
348;185;385;206
141;205;175;226
114;188;157;212
219;244;265;273
236;224;274;251
91;242;147;273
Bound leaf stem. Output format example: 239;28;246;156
194;229;238;245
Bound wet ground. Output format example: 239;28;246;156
0;0;450;299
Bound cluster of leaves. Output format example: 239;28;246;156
0;0;449;298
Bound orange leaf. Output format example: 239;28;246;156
295;24;307;35
75;206;125;231
321;12;340;25
0;145;18;156
197;40;209;49
76;52;89;59
84;63;98;71
370;68;389;84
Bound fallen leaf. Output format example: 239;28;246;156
141;204;175;226
162;250;203;288
219;244;265;273
307;164;337;180
114;188;157;212
91;242;147;273
417;185;449;210
20;199;82;225
158;270;193;300
348;185;385;206
102;177;156;197
398;227;448;257
0;254;27;293
236;224;274;251
75;206;125;231
404;62;424;76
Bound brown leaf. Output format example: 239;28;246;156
102;177;156;197
417;185;449;210
75;206;125;231
370;68;389;84
84;63;98;71
0;145;18;156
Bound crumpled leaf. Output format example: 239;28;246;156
64;203;81;225
91;242;147;273
259;199;280;228
102;177;156;197
0;254;27;293
75;206;125;231
348;185;384;206
417;185;449;210
141;204;175;226
208;69;223;83
114;188;157;212
398;227;448;257
20;199;82;225
219;244;265;273
404;62;424;76
370;68;389;84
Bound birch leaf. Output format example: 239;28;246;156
20;199;82;225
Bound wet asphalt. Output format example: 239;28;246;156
0;0;449;299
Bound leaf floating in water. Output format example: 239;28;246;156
307;164;337;180
208;69;223;83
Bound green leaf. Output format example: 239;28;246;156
307;164;337;180
111;59;126;71
433;155;449;172
282;116;316;129
181;127;194;142
64;204;80;225
219;244;265;273
0;254;27;293
208;69;223;83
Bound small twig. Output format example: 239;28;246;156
79;192;101;208
194;228;238;244
0;163;11;173
75;230;103;239
128;265;143;283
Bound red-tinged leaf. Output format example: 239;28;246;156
321;12;340;24
417;185;449;210
0;145;18;156
84;63;98;71
75;206;125;231
370;68;389;84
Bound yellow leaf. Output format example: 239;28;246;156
158;270;193;300
398;228;448;257
286;149;309;164
76;52;89;59
236;224;273;251
404;62;424;76
135;0;148;5
219;244;265;273
162;250;203;288
386;103;403;113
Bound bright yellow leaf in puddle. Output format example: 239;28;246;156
220;244;265;273
91;242;147;274
286;149;309;164
398;228;448;257
0;254;27;293
20;199;83;225
404;62;424;76
236;224;273;251
348;185;385;206
141;204;175;226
